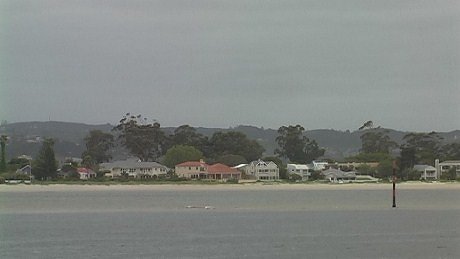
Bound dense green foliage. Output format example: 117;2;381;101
0;135;7;172
400;168;422;181
162;145;203;168
346;152;393;162
169;125;209;154
81;130;114;165
113;114;167;161
209;131;264;162
215;154;247;167
8;157;30;168
399;132;443;169
375;159;393;179
32;138;58;180
112;117;265;165
275;125;324;163
360;129;397;154
441;167;457;181
439;142;460;161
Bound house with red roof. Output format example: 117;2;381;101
175;159;209;179
175;160;241;181
207;163;241;181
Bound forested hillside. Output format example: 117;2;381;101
1;121;459;162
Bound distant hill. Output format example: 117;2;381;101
0;121;112;162
1;121;459;162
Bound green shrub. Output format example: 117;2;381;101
288;173;302;182
225;178;239;184
4;173;31;180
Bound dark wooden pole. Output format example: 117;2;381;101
392;161;397;208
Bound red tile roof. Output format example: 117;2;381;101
207;163;239;174
176;161;209;167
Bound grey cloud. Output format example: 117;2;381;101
1;0;459;131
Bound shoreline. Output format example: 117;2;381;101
1;181;459;192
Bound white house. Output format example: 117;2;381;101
435;159;460;179
287;164;313;181
100;159;169;178
77;167;97;180
413;165;437;180
312;161;328;171
244;159;279;181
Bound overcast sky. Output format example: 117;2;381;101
1;0;459;132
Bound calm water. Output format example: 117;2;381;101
1;186;459;258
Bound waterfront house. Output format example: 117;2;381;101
244;159;279;181
321;168;356;183
175;159;209;179
287;164;313;181
413;165;437;180
435;159;460;179
77;167;97;180
207;163;241;181
100;158;169;179
312;161;329;171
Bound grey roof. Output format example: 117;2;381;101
287;164;312;170
16;165;32;174
249;159;277;167
321;168;356;178
100;159;168;170
438;160;460;165
413;165;436;171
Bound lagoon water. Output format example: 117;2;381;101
1;184;459;258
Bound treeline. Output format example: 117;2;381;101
2;117;459;181
2;114;325;180
349;121;460;180
82;114;325;170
